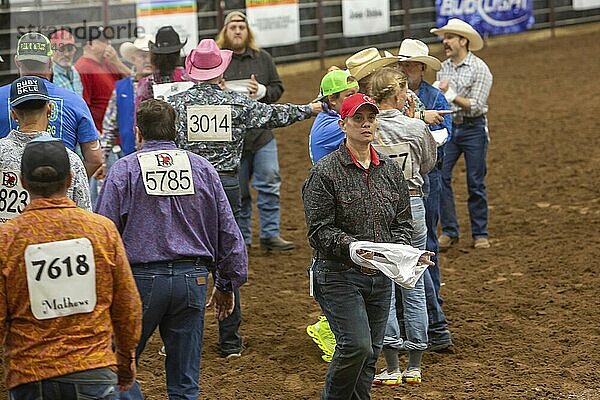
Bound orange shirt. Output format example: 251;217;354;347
0;197;141;389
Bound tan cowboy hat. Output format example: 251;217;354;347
120;34;154;64
396;39;441;71
430;18;484;51
345;48;397;81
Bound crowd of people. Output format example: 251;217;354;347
0;10;492;400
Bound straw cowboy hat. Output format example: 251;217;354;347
185;39;233;81
345;48;397;81
430;18;484;51
119;34;154;64
396;39;441;71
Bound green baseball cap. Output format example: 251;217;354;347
16;32;53;63
320;69;358;97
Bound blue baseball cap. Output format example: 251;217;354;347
10;76;50;107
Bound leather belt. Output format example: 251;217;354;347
315;257;380;276
131;257;211;269
453;114;485;126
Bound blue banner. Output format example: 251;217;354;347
435;0;534;36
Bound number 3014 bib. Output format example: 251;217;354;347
138;150;195;196
25;238;96;320
0;170;29;224
186;105;232;142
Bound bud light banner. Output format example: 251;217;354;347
435;0;534;36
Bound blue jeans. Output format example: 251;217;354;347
238;138;281;244
440;118;489;239
425;163;442;299
90;149;121;210
120;261;208;400
313;260;392;400
217;174;244;355
386;196;429;352
9;367;117;400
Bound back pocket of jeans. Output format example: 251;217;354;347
185;271;208;310
133;275;155;313
76;382;118;400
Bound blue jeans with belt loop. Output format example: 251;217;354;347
440;116;489;239
119;260;208;400
313;259;392;400
9;368;118;400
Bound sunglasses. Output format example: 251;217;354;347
56;44;76;53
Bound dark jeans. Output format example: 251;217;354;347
120;261;208;400
313;260;392;400
9;368;117;400
217;173;244;355
440;117;489;239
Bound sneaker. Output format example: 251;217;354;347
224;352;242;360
260;236;296;252
306;316;336;359
402;368;422;385
473;237;490;249
373;369;402;386
438;234;458;250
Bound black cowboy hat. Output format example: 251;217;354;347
148;26;187;54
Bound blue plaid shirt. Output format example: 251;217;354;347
52;64;83;97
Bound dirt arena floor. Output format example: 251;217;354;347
2;23;600;400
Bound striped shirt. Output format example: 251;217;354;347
436;52;492;119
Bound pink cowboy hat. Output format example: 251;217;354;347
185;39;233;82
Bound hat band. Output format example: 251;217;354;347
191;56;223;71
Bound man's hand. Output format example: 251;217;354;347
116;350;136;392
103;44;119;65
424;110;452;126
417;251;436;266
248;74;259;97
309;102;323;116
405;95;415;118
437;80;449;92
206;287;235;321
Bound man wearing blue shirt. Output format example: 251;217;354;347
309;69;358;164
397;39;453;352
0;33;102;177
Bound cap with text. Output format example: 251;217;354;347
10;76;50;107
339;93;379;120
16;32;53;63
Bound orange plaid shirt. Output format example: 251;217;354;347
0;197;142;389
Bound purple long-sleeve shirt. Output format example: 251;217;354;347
95;140;247;292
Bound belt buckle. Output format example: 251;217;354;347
360;266;378;275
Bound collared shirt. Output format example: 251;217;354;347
0;197;141;389
0;130;92;223
135;68;187;109
417;80;453;140
436;52;493;119
376;109;438;191
309;106;344;165
95;140;247;293
302;142;413;264
224;48;284;153
404;89;426;115
0;78;98;149
169;82;312;173
101;78;139;159
52;64;83;96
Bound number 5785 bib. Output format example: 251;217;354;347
138;150;195;196
186;105;232;142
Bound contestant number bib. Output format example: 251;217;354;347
0;170;29;224
373;142;413;180
138;150;195;196
153;82;194;101
187;105;232;142
25;238;96;320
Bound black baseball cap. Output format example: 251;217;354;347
10;76;50;108
21;138;70;183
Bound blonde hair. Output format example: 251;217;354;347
368;67;407;104
215;21;260;53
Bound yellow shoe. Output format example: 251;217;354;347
307;316;336;361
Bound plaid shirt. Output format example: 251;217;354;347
52;64;83;97
436;52;492;119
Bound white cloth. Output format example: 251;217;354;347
225;79;266;100
349;241;429;289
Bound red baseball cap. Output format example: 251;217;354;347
50;30;76;48
339;93;379;119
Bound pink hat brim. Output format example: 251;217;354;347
185;49;233;82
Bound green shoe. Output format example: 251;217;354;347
307;316;337;360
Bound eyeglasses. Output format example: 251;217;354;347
56;44;76;53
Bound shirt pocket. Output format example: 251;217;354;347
335;189;363;224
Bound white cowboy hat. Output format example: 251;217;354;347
345;48;398;81
430;18;484;51
119;34;154;64
396;39;441;71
